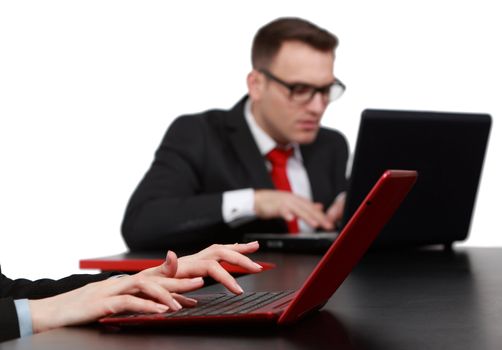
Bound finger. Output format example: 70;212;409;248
175;244;261;279
160;250;178;278
187;243;262;272
199;242;259;259
191;245;263;276
222;241;260;255
172;293;198;307
114;276;184;312
279;206;296;222
280;198;321;228
279;207;299;221
326;203;340;225
314;202;324;210
105;294;170;316
314;202;334;227
326;193;346;227
156;276;205;293
289;198;333;230
205;261;244;294
206;246;263;272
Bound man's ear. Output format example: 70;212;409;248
247;69;264;101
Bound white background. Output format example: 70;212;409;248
1;0;500;280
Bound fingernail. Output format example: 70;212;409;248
156;304;169;313
234;283;244;294
254;262;263;269
190;277;204;284
173;299;183;310
248;241;259;245
165;251;172;265
185;297;198;305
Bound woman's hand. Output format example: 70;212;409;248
29;260;202;333
28;241;261;333
141;241;262;294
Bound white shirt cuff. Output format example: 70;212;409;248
222;188;256;227
14;299;33;338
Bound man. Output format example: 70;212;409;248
122;17;349;251
0;242;261;342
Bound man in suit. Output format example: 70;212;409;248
122;17;349;251
1;242;261;342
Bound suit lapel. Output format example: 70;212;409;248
226;97;274;189
300;143;326;205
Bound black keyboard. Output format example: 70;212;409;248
166;290;296;317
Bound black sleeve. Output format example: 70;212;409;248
0;297;20;343
0;268;114;343
1;270;114;300
121;116;228;251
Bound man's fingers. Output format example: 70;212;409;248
326;192;346;227
254;190;333;229
326;204;340;222
314;203;324;213
284;197;333;230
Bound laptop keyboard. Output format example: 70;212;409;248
166;290;296;317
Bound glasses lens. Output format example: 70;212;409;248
329;81;345;102
290;85;314;104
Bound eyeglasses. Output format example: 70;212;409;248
259;69;345;104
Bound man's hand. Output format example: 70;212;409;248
254;190;334;231
326;192;346;228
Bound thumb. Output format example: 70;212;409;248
160;250;178;277
326;193;346;225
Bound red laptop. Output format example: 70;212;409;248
100;170;417;327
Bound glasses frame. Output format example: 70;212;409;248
259;69;345;104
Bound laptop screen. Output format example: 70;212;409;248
343;109;491;247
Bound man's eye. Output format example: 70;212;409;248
291;85;312;95
319;86;331;95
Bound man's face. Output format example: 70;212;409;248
249;41;335;145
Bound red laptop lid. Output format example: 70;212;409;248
278;169;417;324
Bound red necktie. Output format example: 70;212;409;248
266;148;299;234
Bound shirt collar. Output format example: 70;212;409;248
244;99;303;160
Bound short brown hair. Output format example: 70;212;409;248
251;17;339;69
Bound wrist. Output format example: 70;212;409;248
29;295;65;334
253;189;263;217
29;299;52;334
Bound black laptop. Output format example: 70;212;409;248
244;109;491;251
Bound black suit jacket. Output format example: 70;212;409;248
122;96;349;251
0;266;113;342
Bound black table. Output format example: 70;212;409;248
3;247;501;349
